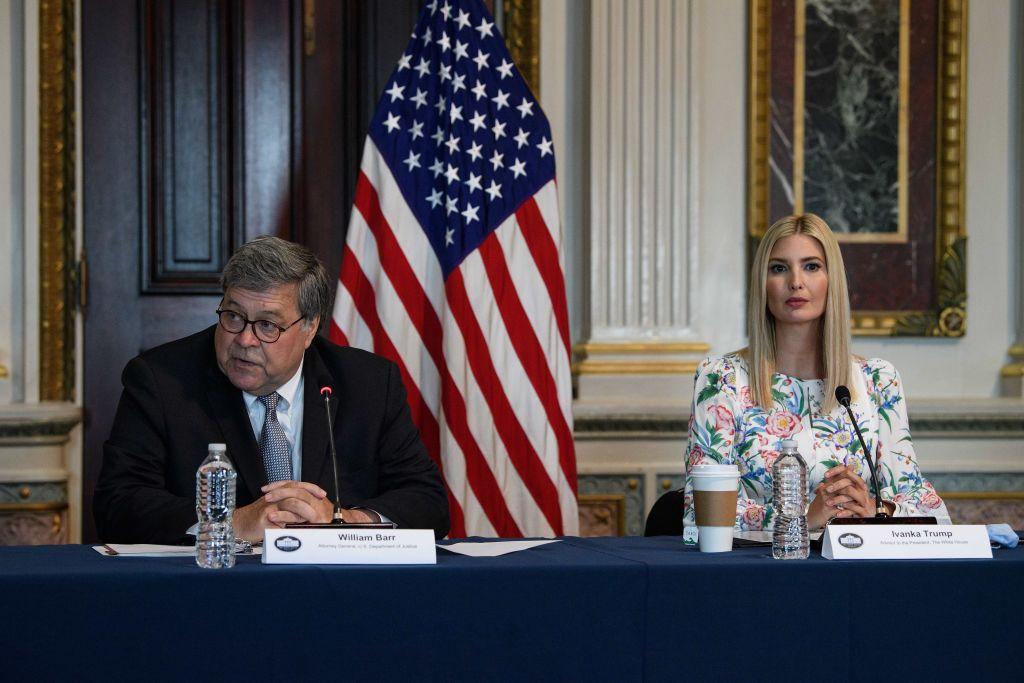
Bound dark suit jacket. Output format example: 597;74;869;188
94;326;450;543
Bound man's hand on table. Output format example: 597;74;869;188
233;480;380;541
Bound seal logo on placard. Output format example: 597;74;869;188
274;535;301;552
838;533;864;549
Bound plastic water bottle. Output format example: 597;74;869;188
195;443;237;569
772;438;809;559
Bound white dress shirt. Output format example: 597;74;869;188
188;360;388;534
242;360;304;480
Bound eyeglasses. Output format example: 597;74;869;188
216;309;304;344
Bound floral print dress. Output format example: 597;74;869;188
683;353;950;530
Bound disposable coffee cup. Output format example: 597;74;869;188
690;463;740;553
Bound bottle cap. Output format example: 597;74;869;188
780;439;798;450
208;443;227;452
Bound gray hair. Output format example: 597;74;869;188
221;236;333;331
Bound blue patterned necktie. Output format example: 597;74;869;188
257;392;292;482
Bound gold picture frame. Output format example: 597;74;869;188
39;0;78;400
748;0;967;337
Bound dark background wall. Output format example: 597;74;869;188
81;0;421;542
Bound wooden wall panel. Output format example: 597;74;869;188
140;0;232;293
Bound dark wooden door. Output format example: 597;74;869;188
81;0;418;542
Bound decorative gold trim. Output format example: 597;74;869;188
0;502;69;512
0;364;9;379
749;0;968;336
578;493;627;536
574;342;711;355
572;361;700;376
747;0;770;241
39;0;76;401
999;365;1024;379
939;492;1024;500
1003;343;1024;378
897;0;910;242
503;0;539;96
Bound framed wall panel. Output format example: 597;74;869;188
748;0;967;337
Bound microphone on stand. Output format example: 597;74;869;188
828;385;937;527
320;386;345;524
834;385;887;518
283;386;393;530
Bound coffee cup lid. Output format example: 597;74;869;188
690;463;739;476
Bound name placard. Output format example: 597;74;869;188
262;528;437;565
822;524;992;560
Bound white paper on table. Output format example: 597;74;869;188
439;539;559;557
93;544;262;557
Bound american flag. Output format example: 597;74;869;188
330;0;577;538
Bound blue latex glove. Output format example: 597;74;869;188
986;523;1019;548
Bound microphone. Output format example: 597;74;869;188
320;386;345;524
834;385;888;518
282;386;394;530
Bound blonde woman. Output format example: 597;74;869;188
683;214;950;531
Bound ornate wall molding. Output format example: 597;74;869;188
39;0;77;400
503;0;539;96
748;0;968;337
578;474;644;537
577;409;1024;440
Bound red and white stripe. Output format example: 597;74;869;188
331;140;577;538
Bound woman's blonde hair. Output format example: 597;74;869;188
745;213;852;412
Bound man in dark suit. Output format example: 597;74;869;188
94;236;450;543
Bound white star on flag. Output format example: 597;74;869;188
485;179;502;200
385;83;405;102
383;112;401;132
461;203;479;223
427;188;443;208
475;17;493;38
469;111;487;131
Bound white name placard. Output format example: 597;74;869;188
822;524;992;560
262;528;437;565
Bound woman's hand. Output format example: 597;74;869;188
807;464;891;528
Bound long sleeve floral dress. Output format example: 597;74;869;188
683;353;950;530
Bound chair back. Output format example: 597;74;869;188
644;489;686;536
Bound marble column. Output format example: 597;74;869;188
1002;5;1024;398
575;0;709;403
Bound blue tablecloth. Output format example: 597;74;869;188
1;537;1021;681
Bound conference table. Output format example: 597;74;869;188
2;536;1021;681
